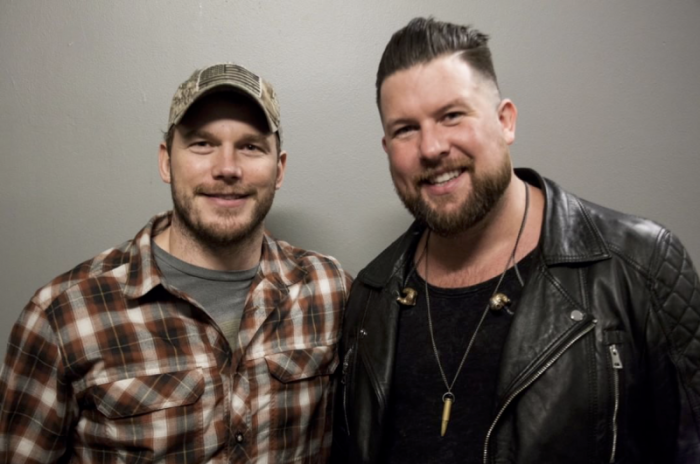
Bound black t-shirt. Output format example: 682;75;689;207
383;251;535;463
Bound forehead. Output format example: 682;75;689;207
379;54;496;117
178;92;270;133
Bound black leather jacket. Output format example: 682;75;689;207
333;169;700;463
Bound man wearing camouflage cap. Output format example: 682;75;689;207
0;63;350;462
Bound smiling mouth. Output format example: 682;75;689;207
420;168;467;186
203;193;250;199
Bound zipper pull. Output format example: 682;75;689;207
609;345;623;369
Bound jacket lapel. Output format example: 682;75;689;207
496;170;611;400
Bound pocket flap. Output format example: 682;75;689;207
92;369;204;419
265;345;339;383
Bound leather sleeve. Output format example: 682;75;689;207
650;229;700;461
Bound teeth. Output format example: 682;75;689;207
430;170;461;185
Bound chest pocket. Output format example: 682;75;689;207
265;345;339;382
92;369;204;418
84;369;205;460
263;345;339;461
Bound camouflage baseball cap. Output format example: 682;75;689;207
167;62;281;133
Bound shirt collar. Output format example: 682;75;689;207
122;212;172;299
258;232;308;290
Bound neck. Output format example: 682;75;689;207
417;175;544;288
154;215;263;271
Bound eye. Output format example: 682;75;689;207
442;111;464;124
189;140;214;154
393;125;417;139
239;143;269;156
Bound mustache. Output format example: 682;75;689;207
413;160;474;184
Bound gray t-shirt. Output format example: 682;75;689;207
153;242;258;350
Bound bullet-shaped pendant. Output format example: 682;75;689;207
441;393;454;437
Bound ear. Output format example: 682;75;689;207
497;99;518;145
382;136;389;156
275;151;288;190
158;142;172;184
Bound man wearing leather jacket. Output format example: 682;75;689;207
332;17;700;463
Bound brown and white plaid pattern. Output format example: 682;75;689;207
0;213;350;463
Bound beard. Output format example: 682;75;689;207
170;177;276;249
395;155;512;236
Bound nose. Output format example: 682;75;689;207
419;125;449;163
212;144;242;181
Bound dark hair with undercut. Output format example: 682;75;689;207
376;17;499;107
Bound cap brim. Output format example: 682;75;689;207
170;84;278;133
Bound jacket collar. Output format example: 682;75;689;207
357;168;611;288
518;168;610;266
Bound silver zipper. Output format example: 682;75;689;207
483;321;597;464
608;344;623;463
342;345;355;435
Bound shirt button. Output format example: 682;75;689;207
235;432;244;444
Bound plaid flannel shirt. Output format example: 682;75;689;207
0;213;351;463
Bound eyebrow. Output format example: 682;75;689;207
385;98;469;130
181;128;215;141
384;117;415;131
434;98;468;116
179;128;273;150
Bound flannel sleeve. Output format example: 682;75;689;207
0;302;75;463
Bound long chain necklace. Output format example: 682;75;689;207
424;182;530;436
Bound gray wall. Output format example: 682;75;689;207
2;1;699;361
